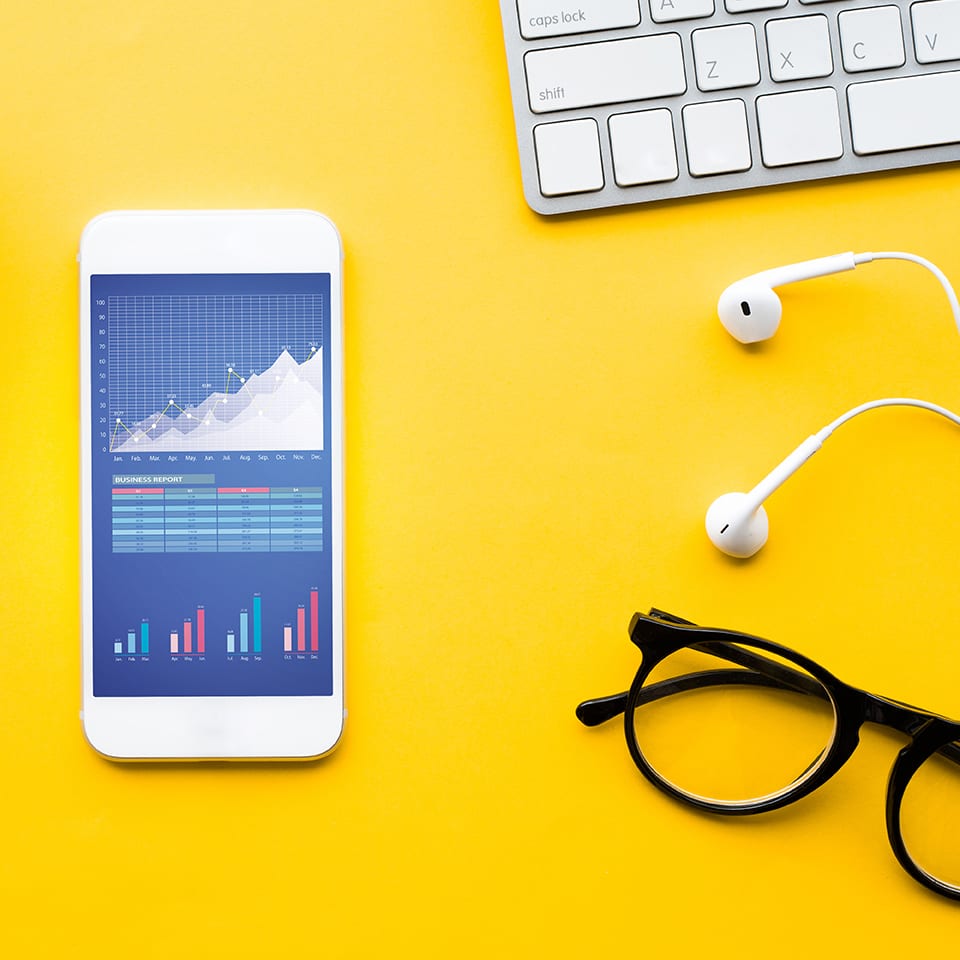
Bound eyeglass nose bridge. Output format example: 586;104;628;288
861;692;942;736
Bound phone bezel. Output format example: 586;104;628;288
79;210;344;760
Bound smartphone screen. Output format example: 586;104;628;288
89;272;334;698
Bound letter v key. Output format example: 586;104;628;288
912;1;960;65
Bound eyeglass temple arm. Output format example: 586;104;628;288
644;609;829;698
577;636;960;766
657;609;957;744
665;611;960;759
576;666;816;727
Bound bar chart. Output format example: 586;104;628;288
169;607;206;655
283;589;321;654
226;595;263;655
113;620;150;657
112;590;329;661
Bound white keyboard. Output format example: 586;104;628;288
498;0;960;213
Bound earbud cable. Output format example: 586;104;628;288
855;251;960;336
816;398;960;444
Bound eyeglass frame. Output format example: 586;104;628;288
576;607;960;902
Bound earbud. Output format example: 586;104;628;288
717;282;783;344
706;434;822;557
718;253;859;343
705;493;770;559
706;399;960;558
718;251;960;344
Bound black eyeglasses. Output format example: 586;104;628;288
577;608;960;901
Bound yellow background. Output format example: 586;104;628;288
2;0;960;953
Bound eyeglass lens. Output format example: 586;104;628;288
632;642;837;806
898;743;960;891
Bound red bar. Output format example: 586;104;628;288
297;605;306;652
184;620;192;654
217;487;270;494
197;608;205;654
310;590;319;652
112;487;164;495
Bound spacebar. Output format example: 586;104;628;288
848;71;960;155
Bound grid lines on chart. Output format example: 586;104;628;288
107;293;325;424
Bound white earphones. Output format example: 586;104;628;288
717;251;960;344
706;399;960;558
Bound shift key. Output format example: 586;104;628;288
525;35;686;113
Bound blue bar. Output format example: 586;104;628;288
141;621;149;655
227;630;236;654
253;595;262;653
127;631;136;655
114;640;123;655
240;611;249;653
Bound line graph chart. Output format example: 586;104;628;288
105;280;326;452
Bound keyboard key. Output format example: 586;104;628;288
682;99;752;175
725;0;786;10
609;109;679;184
756;87;843;165
651;0;715;23
912;0;960;63
765;15;834;81
839;6;905;72
534;119;605;195
517;0;641;39
848;70;960;153
692;24;761;91
524;35;687;113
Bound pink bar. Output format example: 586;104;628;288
169;631;179;654
184;621;192;654
297;606;306;652
112;487;164;495
310;590;319;652
197;608;205;654
217;487;270;494
283;625;293;652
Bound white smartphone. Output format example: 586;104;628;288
79;210;344;760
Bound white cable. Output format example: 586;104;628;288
854;251;960;336
815;397;960;445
